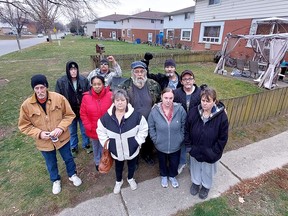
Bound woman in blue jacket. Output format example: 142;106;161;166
184;87;229;199
148;88;187;188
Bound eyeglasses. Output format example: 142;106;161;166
182;78;194;82
100;63;108;66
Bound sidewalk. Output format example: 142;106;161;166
57;131;288;216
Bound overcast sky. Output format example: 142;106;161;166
95;0;195;17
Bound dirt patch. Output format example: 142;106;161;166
0;78;9;87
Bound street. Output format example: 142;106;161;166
0;33;65;56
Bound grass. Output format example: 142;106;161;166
0;35;279;216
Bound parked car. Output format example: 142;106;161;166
37;33;44;38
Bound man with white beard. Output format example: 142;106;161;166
147;58;182;90
119;61;161;166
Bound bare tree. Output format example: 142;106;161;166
0;0;29;51
0;0;119;43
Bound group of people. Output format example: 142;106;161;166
18;53;229;200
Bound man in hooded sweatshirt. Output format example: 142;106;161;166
55;61;91;157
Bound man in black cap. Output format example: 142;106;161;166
146;57;182;90
18;74;82;195
87;55;122;87
55;61;91;157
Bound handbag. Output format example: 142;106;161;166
98;139;113;174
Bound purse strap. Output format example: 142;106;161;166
104;139;109;150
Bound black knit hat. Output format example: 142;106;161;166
164;59;176;68
100;58;109;65
31;74;49;89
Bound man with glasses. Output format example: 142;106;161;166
87;55;122;87
174;70;202;175
119;61;161;166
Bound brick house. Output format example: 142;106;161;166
94;14;128;40
119;10;166;44
163;6;195;49
192;0;288;58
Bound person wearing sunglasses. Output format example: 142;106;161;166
87;55;122;87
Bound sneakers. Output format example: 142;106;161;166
113;180;123;194
85;145;93;154
52;180;61;195
161;176;168;188
190;183;200;196
178;163;186;174
69;174;82;187
169;177;179;188
199;186;210;199
71;148;78;158
127;178;137;190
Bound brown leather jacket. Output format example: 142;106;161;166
18;91;75;151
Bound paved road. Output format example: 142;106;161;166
0;33;65;56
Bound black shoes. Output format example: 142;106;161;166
190;183;200;196
95;165;99;172
198;186;210;199
142;155;154;165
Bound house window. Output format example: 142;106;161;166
199;22;224;44
209;0;220;5
122;29;125;37
169;16;173;21
127;29;131;37
181;29;192;41
166;29;174;39
151;19;155;23
113;21;116;24
160;20;163;24
184;13;191;20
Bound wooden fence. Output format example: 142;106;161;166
221;86;288;129
90;51;216;70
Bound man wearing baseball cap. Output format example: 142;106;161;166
87;55;122;87
119;61;161;165
18;74;82;195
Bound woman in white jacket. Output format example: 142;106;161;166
97;89;148;194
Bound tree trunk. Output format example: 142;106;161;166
16;34;22;52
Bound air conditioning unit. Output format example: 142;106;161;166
204;43;211;50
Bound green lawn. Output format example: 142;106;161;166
0;36;264;216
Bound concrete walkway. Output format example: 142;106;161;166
57;131;288;216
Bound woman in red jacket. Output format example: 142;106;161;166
80;75;112;171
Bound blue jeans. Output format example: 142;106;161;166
179;143;187;166
91;139;103;166
69;117;90;149
41;141;76;182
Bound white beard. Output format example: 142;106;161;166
132;76;147;89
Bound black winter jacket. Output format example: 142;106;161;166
55;61;89;117
147;71;182;90
184;102;229;163
173;84;201;112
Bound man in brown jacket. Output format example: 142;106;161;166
18;74;82;195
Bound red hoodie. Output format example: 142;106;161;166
80;86;112;139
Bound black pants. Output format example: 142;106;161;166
140;135;154;158
279;67;287;80
157;149;180;178
115;157;137;182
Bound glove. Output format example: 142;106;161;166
144;52;153;61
